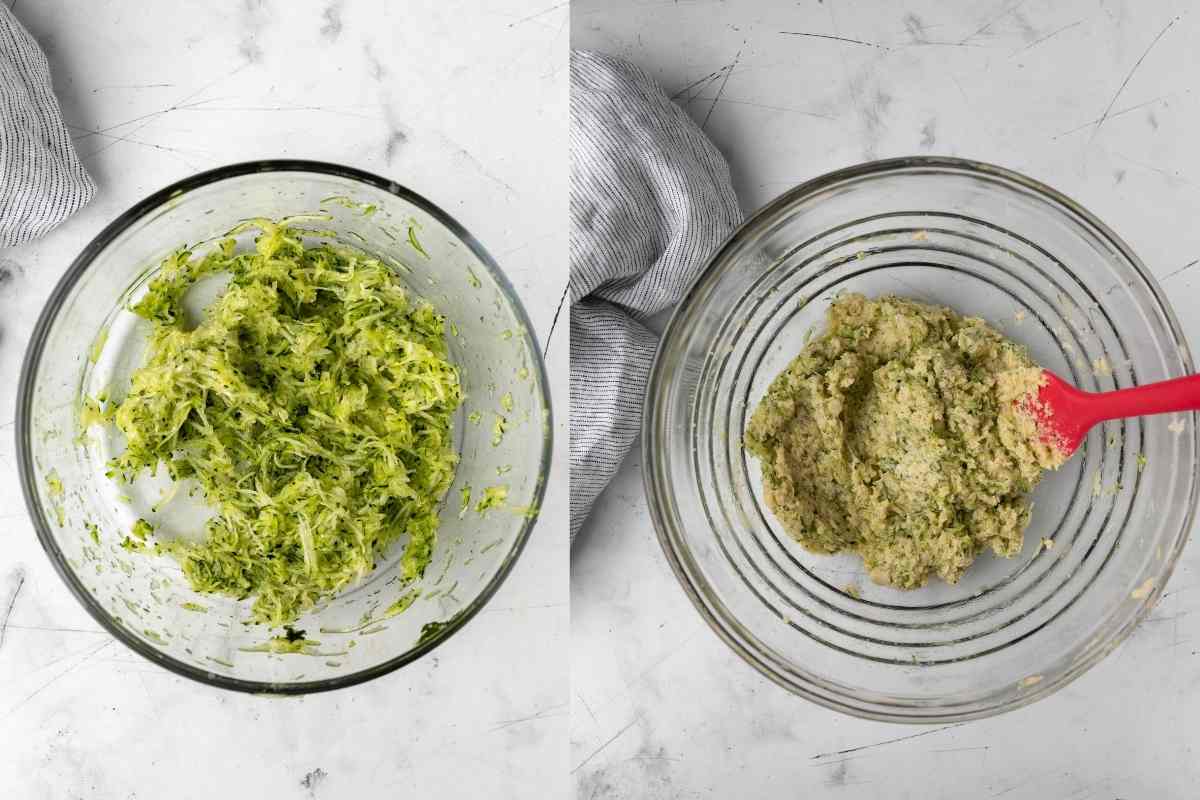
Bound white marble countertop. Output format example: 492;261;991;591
0;2;567;798
573;0;1200;797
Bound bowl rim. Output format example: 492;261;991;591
15;158;554;695
642;155;1199;723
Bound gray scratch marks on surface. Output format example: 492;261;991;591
319;2;343;42
1051;95;1171;139
1009;19;1083;56
686;96;835;120
990;769;1059;798
778;31;885;48
1011;8;1037;42
1159;258;1200;282
71;125;209;170
960;0;1026;44
4;638;113;718
1090;16;1180;141
931;745;991;753
491;703;567;731
71;97;220;144
90;83;176;92
577;693;599;726
75;64;249;161
507;1;567;29
572;716;641;774
811;722;968;759
670;69;724;105
0;568;26;652
6;624;107;635
451;144;517;195
701;47;742;131
544;281;569;358
1113;151;1196;186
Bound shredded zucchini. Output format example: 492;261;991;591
108;219;462;626
475;485;508;515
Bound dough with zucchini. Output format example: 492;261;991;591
744;293;1063;589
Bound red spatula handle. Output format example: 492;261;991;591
1083;373;1200;423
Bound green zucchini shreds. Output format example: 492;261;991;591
109;220;463;626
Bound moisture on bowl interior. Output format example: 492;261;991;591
92;218;463;627
744;293;1065;590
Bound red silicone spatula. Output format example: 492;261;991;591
1025;370;1197;457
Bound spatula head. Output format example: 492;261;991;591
1020;370;1090;458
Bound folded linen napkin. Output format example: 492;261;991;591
0;6;94;248
570;50;742;541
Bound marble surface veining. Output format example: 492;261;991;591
0;1;568;798
573;1;1200;798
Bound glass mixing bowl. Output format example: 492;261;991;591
17;161;551;693
644;157;1198;722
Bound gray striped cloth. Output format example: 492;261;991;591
570;50;742;541
0;6;94;248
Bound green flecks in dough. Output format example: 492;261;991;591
496;464;512;476
46;472;64;498
468;411;482;425
459;485;472;518
492;415;507;447
181;601;209;613
87;522;100;545
1137;453;1148;473
102;219;462;627
744;293;1064;590
501;329;513;340
500;392;514;413
143;629;167;645
475;484;508;515
466;267;481;289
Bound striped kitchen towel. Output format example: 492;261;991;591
570;50;742;541
0;6;94;248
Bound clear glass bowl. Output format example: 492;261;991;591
644;157;1198;722
17;161;551;693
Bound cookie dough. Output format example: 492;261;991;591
744;294;1063;589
